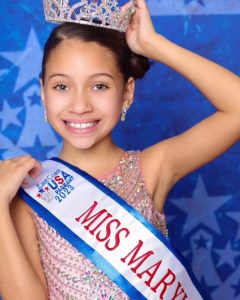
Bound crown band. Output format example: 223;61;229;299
43;0;135;32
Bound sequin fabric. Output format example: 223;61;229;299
32;151;168;300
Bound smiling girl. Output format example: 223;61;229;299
0;0;240;299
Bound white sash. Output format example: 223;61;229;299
20;158;204;300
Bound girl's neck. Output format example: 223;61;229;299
59;140;125;178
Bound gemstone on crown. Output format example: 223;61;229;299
43;0;135;32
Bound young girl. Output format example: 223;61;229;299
0;0;240;299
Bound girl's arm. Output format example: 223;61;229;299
142;39;240;209
0;156;48;300
126;0;240;209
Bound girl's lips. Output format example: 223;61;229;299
63;119;101;134
66;120;98;129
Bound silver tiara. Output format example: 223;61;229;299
43;0;135;32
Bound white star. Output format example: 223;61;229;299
169;176;232;235
226;212;240;241
0;100;23;131
214;241;239;268
0;28;42;92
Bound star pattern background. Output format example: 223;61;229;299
1;1;240;299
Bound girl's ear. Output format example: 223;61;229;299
40;79;46;107
122;77;135;109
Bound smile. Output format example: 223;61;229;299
66;121;98;129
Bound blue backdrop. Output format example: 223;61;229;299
0;1;240;299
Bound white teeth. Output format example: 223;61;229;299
67;122;97;129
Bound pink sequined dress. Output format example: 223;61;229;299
32;151;168;300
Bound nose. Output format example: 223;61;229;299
68;91;93;114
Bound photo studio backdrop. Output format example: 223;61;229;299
0;1;240;299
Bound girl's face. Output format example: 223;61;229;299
41;39;134;151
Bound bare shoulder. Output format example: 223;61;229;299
10;194;35;230
140;139;176;211
10;193;32;214
10;194;47;289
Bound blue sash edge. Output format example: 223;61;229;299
20;156;205;299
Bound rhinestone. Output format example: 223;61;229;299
43;0;135;32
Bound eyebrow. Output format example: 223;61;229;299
48;73;70;80
48;72;115;81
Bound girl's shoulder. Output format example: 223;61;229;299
10;194;37;238
11;193;33;215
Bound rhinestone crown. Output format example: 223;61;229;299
43;0;135;32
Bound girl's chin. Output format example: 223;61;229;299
64;140;98;151
62;134;113;152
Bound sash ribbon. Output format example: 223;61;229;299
20;158;204;300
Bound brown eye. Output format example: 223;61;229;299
93;83;109;91
54;84;69;91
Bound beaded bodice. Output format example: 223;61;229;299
32;151;168;300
